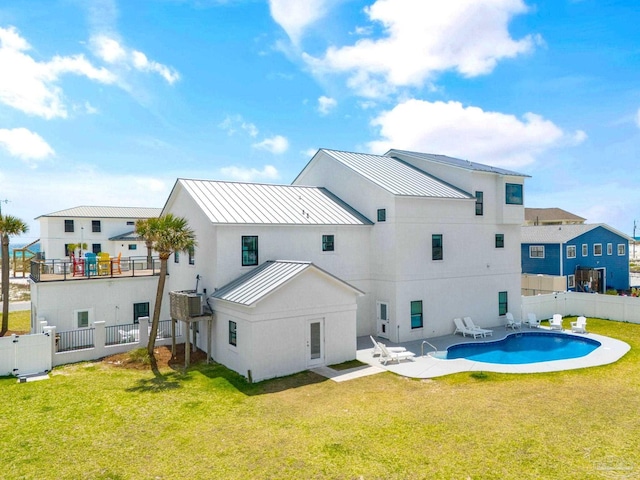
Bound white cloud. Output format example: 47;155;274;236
0;128;55;162
269;0;329;45
219;165;280;182
303;0;537;97
219;114;259;137
253;135;290;154
0;26;116;119
302;148;318;157
317;95;337;115
368;99;584;168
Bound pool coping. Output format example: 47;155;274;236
356;329;631;378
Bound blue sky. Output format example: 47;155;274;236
1;0;639;243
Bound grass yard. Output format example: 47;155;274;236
1;318;640;479
2;309;31;334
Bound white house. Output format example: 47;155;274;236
36;206;161;259
30;148;528;381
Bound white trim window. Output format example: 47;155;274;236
618;244;626;256
529;245;545;258
594;244;602;256
74;308;92;328
607;243;613;255
582;244;588;256
568;275;575;289
566;245;576;259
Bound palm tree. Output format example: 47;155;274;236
134;218;155;270
1;214;29;336
135;214;196;356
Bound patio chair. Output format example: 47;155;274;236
84;252;97;276
111;252;122;275
463;317;493;337
571;316;587;333
453;318;483;338
369;335;407;357
549;314;563;331
525;313;541;328
97;252;110;276
71;254;85;277
505;312;521;330
378;343;416;365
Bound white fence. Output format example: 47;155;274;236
522;291;640;324
0;332;52;377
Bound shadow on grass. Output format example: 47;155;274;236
125;357;183;393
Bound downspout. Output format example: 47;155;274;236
560;242;564;278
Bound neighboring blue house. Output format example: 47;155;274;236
521;224;632;292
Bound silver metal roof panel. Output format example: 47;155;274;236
521;224;633;244
37;206;162;219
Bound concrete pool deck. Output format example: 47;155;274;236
355;326;631;379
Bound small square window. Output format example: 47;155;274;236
229;320;237;346
377;209;386;222
322;234;334;252
618;244;626;256
126;221;135;226
432;234;443;261
77;310;89;328
568;275;575;289
92;220;101;233
607;243;612;255
128;244;137;250
505;183;523;205
582;244;588;256
566;245;576;258
475;191;484;216
133;302;149;324
495;234;504;248
594;244;602;256
410;301;423;329
64;219;74;233
92;244;101;254
530;245;544;258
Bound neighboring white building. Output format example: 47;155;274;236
36;206;161;259
30;148;528;381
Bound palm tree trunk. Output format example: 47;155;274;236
1;233;10;336
147;255;168;355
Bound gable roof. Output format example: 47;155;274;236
315;149;472;198
174;179;373;225
387;149;530;177
521;224;633;244
36;206;161;220
525;207;585;224
212;260;363;306
108;231;142;241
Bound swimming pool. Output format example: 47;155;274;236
446;332;601;364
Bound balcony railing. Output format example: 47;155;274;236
30;256;163;283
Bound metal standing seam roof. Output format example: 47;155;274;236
319;149;472;199
521;224;633;244
212;260;363;306
178;179;373;225
108;231;143;241
36;206;162;219
387;149;530;178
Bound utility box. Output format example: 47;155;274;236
169;290;203;320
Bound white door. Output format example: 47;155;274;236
377;302;390;339
306;319;324;367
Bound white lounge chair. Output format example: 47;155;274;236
525;313;540;328
453;317;483;338
369;335;407;357
505;312;521;330
463;317;493;337
571;316;587;333
549;314;563;331
378;343;416;365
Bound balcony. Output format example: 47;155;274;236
30;256;162;283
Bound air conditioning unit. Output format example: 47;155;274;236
188;293;203;317
169;290;203;320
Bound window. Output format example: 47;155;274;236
566;245;576;258
322;234;334;252
475;191;483;216
377;209;386;222
498;291;508;316
505;183;523;205
618;244;626;256
495;234;504;248
65;243;72;257
128;244;137;250
174;251;180;263
64;219;74;232
229;320;237;346
242;236;258;266
582;244;588;256
594;244;602;256
126;221;135;226
529;245;545;258
607;243;613;255
92;220;101;233
77;310;89;328
568;275;575;289
133;302;149;324
410;301;423;329
92;244;101;254
188;246;195;265
432;234;443;261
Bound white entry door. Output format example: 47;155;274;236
377;302;390;339
306;319;324;367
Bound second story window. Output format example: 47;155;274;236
377;209;386;222
174;251;180;263
242;236;258;266
188;246;195;265
505;183;523;205
530;246;545;258
322;235;334;252
432;234;443;261
567;245;576;258
475;191;483;215
495;234;504;248
64;219;74;233
92;220;101;233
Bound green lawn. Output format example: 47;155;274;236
3;309;31;333
1;318;639;479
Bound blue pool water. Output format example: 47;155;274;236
446;332;601;364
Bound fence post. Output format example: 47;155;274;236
139;316;150;347
43;326;56;364
94;321;106;357
38;319;47;334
